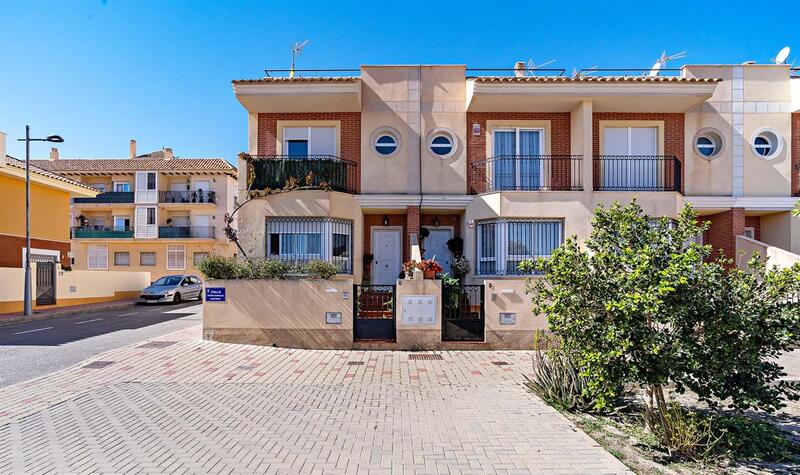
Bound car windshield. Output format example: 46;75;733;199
153;276;183;286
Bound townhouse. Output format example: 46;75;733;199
220;62;800;347
233;63;800;281
32;141;238;280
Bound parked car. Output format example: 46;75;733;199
139;275;203;304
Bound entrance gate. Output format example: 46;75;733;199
353;284;396;341
442;284;485;341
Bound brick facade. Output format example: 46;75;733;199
256;112;362;193
744;216;761;242
465;112;571;193
0;234;70;268
698;208;745;264
592;112;685;193
792;112;800;196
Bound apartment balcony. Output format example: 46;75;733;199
158;226;216;239
72;226;134;239
246;154;357;194
72;192;134;204
159;190;217;204
469;155;583;193
593;156;681;192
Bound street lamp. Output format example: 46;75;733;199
17;126;64;316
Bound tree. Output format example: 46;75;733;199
522;200;800;421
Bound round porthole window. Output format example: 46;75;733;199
750;128;783;160
693;128;724;160
370;127;402;158
375;134;398;156
425;128;458;159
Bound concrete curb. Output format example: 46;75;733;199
0;299;140;327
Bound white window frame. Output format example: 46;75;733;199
744;227;755;240
166;244;186;271
266;218;353;271
750;128;783;160
140;251;157;267
282;126;337;156
492;127;545;188
113;181;130;192
134;171;158;204
475;219;564;276
87;245;108;270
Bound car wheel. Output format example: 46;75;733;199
173;293;182;304
197;289;203;301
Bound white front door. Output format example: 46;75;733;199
372;228;401;285
424;229;453;276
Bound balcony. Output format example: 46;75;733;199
246;155;357;194
469;155;583;193
159;190;217;204
72;226;134;239
73;192;134;204
158;226;216;239
593;156;681;192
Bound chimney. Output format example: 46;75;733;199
0;131;6;168
514;61;527;78
49;147;59;160
129;139;137;159
163;147;174;160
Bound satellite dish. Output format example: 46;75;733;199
773;46;791;64
648;50;687;77
648;61;662;77
526;58;556;75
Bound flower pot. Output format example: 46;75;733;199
423;269;436;280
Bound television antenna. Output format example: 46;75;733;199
771;46;791;64
648;50;687;77
290;40;310;78
572;65;597;78
526;58;556;75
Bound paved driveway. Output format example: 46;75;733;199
0;325;629;474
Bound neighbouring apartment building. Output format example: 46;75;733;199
232;62;800;286
32;141;238;280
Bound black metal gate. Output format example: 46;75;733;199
36;261;55;305
353;284;396;341
442;284;485;341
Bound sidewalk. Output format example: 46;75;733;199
0;325;630;474
0;298;139;326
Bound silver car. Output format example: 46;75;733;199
139;274;203;304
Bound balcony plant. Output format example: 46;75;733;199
417;258;443;279
401;260;418;279
450;256;471;279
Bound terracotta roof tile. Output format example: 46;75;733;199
4;156;101;191
30;158;237;175
232;76;359;84
472;75;721;83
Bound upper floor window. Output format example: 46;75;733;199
113;181;130;192
146;172;156;190
375;134;398;155
283;126;336;157
751;129;783;160
476;219;563;276
492;128;544;190
430;134;453;156
693;128;724;160
91;183;106;192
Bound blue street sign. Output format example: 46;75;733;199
205;287;226;302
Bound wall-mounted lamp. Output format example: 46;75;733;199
432;217;440;227
383;215;389;226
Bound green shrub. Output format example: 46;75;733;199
302;260;339;279
525;350;607;412
196;255;249;280
642;403;719;461
713;414;800;462
251;258;290;279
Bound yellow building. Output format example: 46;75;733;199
32;141;238;280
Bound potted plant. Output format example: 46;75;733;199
417;258;443;280
419;227;430;239
450;256;471;279
166;218;173;227
402;260;418;279
446;237;464;257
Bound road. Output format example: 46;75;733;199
0;301;202;388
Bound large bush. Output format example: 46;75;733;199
522;200;800;416
196;255;341;280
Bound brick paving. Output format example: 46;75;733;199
0;325;629;474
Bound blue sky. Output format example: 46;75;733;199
1;0;797;163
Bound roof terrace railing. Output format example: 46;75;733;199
466;68;567;77
263;68;361;78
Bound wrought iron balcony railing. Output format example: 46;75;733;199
593;155;681;192
158;226;216;239
468;155;583;193
159;190;217;204
73;192;134;204
245;154;357;194
72;226;134;238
